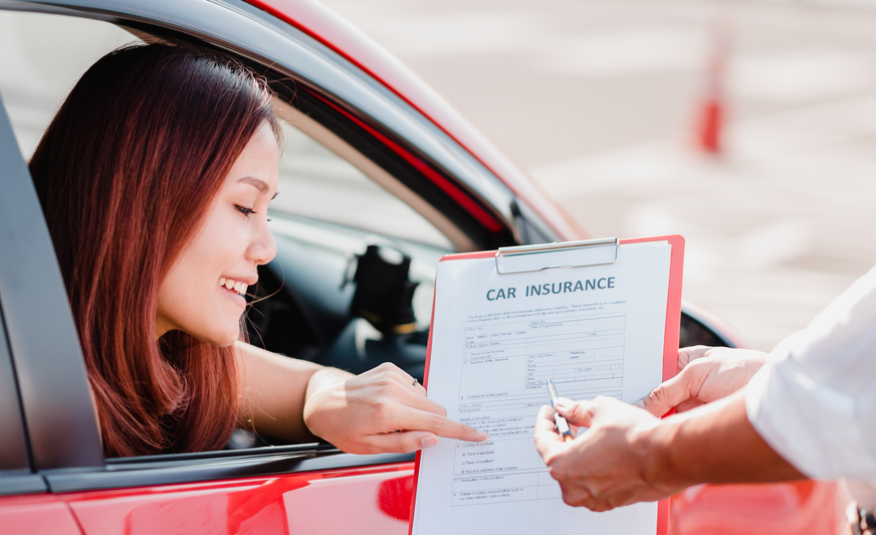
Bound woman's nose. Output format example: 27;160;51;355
248;219;277;266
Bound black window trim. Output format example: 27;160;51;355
43;449;415;493
0;301;47;496
0;86;104;474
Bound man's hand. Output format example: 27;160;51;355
533;392;804;512
641;346;768;417
303;362;488;454
533;396;680;511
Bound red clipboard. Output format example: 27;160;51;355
408;235;684;535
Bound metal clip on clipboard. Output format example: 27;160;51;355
494;237;619;275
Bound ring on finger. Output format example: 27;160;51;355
412;378;419;387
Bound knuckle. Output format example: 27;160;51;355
561;492;576;507
648;386;666;405
373;400;393;421
584;402;598;419
429;412;447;432
561;486;590;508
377;374;394;387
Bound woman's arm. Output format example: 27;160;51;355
236;341;325;442
235;342;487;453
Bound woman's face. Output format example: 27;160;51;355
156;122;279;345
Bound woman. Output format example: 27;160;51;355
30;43;486;457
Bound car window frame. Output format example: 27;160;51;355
0;294;47;496
0;89;103;479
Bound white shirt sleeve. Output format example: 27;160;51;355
745;266;876;480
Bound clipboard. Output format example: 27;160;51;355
409;235;683;535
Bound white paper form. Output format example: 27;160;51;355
412;241;672;535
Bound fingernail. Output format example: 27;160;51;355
476;430;489;439
421;436;439;449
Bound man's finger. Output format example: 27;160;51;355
640;372;692;417
555;399;595;428
677;346;709;371
533;405;564;458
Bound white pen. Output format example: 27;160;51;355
545;379;574;442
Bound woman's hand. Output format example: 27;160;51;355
303;362;488;455
641;346;768;417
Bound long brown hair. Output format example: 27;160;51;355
29;43;278;457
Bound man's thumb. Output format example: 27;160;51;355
641;373;691;417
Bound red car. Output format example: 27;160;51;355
0;0;844;533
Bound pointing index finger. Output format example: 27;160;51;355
409;410;488;442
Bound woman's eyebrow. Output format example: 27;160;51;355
237;176;269;193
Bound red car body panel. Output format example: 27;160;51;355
62;465;414;535
0;495;82;535
670;480;846;534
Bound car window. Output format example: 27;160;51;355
273;120;454;250
0;11;139;158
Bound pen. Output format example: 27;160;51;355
545;379;574;442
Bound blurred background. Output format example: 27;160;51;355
321;0;876;351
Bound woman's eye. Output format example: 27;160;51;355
235;205;256;217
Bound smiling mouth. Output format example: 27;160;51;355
219;277;248;297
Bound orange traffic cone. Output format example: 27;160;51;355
696;23;729;155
